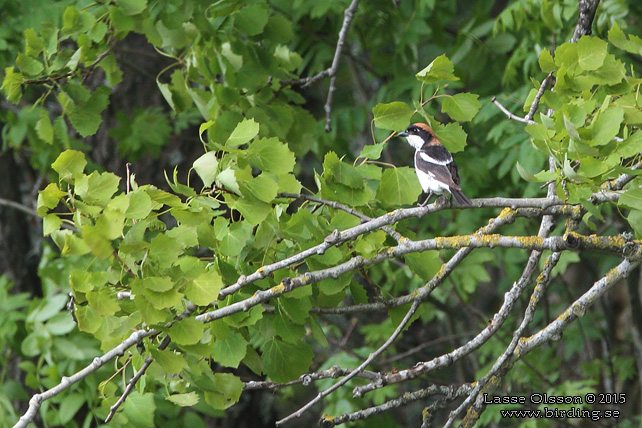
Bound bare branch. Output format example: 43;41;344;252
525;71;555;122
15;303;196;428
321;384;472;427
278;192;403;242
0;197;38;218
105;336;171;422
213;197;570;302
244;366;379;391
446;252;561;427
276;299;421;426
520;256;641;354
491;97;537;125
324;0;360;132
13;329;156;428
571;0;601;43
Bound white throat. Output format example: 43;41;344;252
405;135;425;150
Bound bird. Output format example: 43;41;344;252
397;123;472;207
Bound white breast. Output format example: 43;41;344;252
415;168;451;195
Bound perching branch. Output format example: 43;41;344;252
212;197;569;303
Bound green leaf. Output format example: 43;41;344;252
86;287;120;316
372;102;414;131
2;67;23;103
355;230;386;259
134;295;168;324
591;54;626;86
215;218;252;256
203;373;243;410
228;195;271;225
170;318;205;346
608;22;642;55
234;3;269;36
577;36;607;71
375;167;421;206
193;151;219;188
212;329;247;368
618;188;642;211
358;142;386;160
58;86;110;137
324;151;364;189
58;393;85;425
75;171;120;205
125;189;153;219
35;110;54;144
149;234;183;266
185;272;223;305
52;150;87;183
516;162;540;182
142;277;174;292
38;183;66;215
441;93;480;122
165;392;199;407
591;107;623;146
123;392;156;428
262;338;314;382
43;214;62;236
81;225;113;258
538;49;556;73
416;54;459;84
16;53;44;76
405;251;441;281
216;168;242;195
150;348;187;374
627;210;642;236
248;137;295;174
116;0;148;15
432;122;468;152
226;118;259;148
242;174;279;203
554;43;579;71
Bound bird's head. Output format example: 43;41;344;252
397;123;436;149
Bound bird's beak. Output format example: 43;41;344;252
397;131;408;137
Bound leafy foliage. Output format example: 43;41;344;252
2;0;642;427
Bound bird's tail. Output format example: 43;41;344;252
452;189;473;207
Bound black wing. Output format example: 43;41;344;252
415;145;461;190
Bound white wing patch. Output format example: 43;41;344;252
419;151;452;165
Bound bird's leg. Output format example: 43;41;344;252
419;192;433;207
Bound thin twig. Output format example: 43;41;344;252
13;329;157;428
105;336;171;422
278;192;403;242
491;97;536;125
324;0;360;132
525;71;555;121
0;197;38;218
